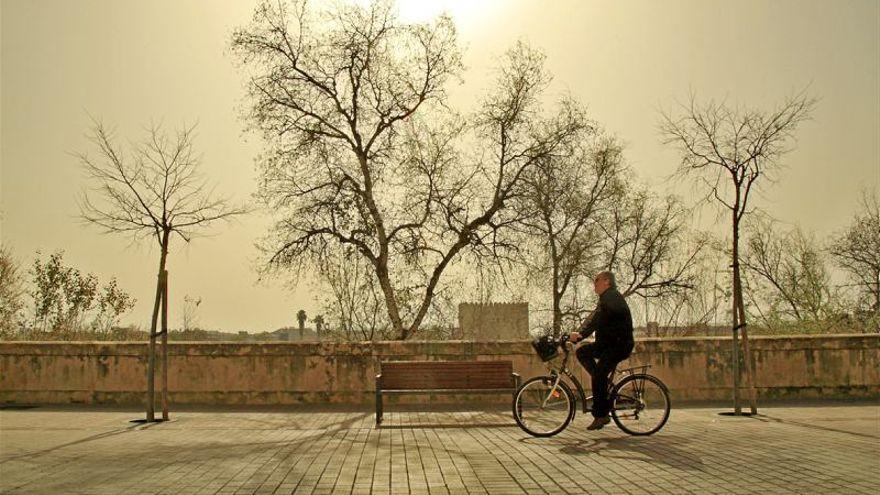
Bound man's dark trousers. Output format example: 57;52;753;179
576;342;633;418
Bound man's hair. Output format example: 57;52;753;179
595;271;616;288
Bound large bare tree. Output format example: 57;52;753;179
77;121;247;422
513;126;705;337
233;0;587;339
660;92;816;414
829;189;880;314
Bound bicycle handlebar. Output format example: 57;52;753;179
557;333;576;356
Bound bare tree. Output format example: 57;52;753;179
181;295;202;332
645;236;725;334
829;189;880;314
603;189;705;300
0;246;25;338
77;121;247;422
233;0;586;339
513;133;620;336
660;92;816;414
743;216;835;324
511;122;705;338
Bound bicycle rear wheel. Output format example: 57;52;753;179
513;375;575;437
611;374;670;436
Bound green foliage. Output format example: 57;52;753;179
25;251;135;338
747;313;879;335
94;279;136;333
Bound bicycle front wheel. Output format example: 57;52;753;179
513;375;575;437
611;374;671;436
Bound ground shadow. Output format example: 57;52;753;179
751;413;880;440
377;422;516;429
518;434;706;470
0;420;159;464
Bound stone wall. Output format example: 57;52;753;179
0;335;877;406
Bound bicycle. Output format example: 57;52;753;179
513;333;671;437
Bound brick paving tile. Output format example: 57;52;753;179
1;404;878;494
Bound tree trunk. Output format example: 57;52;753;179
161;269;169;421
552;262;561;337
146;273;161;421
356;152;406;340
735;266;758;415
732;211;758;415
730;237;741;415
146;231;169;422
374;263;405;340
874;275;880;313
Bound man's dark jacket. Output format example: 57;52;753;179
578;287;634;348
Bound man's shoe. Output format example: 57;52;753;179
586;416;611;430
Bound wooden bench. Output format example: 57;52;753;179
375;360;520;425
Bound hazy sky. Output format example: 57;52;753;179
2;0;878;332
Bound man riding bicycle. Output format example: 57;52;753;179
569;271;635;430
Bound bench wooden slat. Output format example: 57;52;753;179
380;360;514;390
382;388;515;394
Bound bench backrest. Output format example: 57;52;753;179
380;360;514;391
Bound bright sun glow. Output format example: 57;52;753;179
397;0;453;22
349;0;497;27
396;0;496;26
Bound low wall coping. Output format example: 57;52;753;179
1;334;876;357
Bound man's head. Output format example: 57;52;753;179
593;271;615;295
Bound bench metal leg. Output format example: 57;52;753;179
512;372;521;402
375;374;383;426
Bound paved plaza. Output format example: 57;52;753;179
1;403;878;494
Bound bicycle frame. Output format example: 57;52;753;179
544;346;590;413
544;341;650;414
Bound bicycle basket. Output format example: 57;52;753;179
531;335;559;362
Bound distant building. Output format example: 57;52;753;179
458;302;529;341
272;327;321;341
